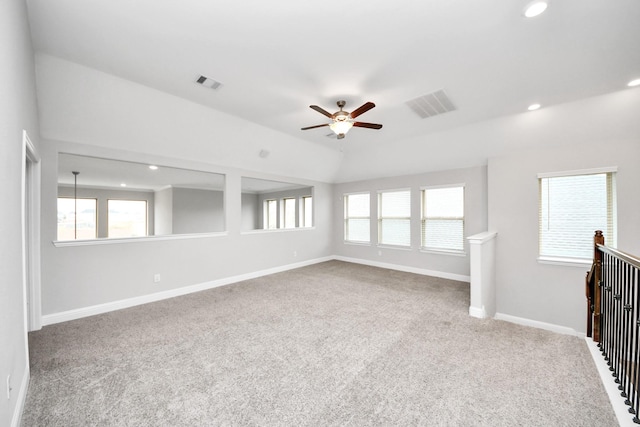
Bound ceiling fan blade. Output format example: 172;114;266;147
350;102;376;119
353;122;383;130
309;105;333;118
301;123;330;130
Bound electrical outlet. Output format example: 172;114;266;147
6;374;11;400
153;274;161;283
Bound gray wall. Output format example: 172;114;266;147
488;139;640;333
332;166;488;279
154;187;173;235
172;187;224;234
241;193;259;231
58;186;155;237
0;0;41;424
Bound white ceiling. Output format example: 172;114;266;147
26;0;640;179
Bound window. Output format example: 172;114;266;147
301;196;313;228
422;186;464;252
344;193;370;243
57;197;97;241
265;199;277;229
378;190;411;247
108;200;148;238
539;169;616;261
282;198;296;229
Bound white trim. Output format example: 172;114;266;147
469;306;486;319
376;244;413;251
537;166;618;179
53;231;229;247
585;338;637;427
22;131;42;329
240;227;315;236
42;256;333;325
467;231;498;244
494;312;582;336
10;369;29;427
420;182;466;190
334;255;471;282
537;256;591;268
420;248;467;257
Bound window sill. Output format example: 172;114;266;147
377;244;413;251
241;227;315;235
344;241;371;246
420;248;467;257
53;231;229;247
537;256;592;268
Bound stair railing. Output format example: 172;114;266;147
587;230;640;423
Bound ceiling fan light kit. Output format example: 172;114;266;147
301;100;382;140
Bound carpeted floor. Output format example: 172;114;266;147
22;261;617;426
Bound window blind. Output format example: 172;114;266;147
539;172;616;260
422;186;464;251
344;193;370;242
378;190;411;246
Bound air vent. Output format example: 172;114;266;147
406;89;456;119
195;75;222;90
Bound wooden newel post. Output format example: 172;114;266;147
592;230;604;342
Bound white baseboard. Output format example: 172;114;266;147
334;256;471;283
11;368;29;427
494;312;582;337
42;256;333;326
585;338;636;427
469;306;486;319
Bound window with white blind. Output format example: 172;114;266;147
281;197;296;229
107;199;148;238
378;190;411;247
264;199;277;230
301;196;313;228
538;169;616;261
344;193;370;243
422;186;464;252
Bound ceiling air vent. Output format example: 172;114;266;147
195;75;222;90
406;89;456;119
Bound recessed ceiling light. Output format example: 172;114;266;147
149;165;158;170
120;183;127;187
628;78;640;87
524;1;548;18
528;103;541;111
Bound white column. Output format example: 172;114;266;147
467;231;498;319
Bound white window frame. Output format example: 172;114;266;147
537;167;617;266
281;197;296;229
264;199;278;230
301;195;313;228
344;192;371;244
378;188;411;248
421;184;465;255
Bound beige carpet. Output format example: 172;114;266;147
22;261;616;426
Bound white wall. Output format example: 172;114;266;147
332;166;488;281
0;0;40;424
154;187;173;235
489;139;640;334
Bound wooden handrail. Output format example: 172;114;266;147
597;243;640;269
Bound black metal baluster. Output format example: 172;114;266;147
633;267;640;423
621;263;631;401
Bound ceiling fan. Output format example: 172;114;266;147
301;100;383;139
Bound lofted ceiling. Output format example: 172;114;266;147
25;0;640;181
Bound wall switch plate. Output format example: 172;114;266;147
153;274;161;283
